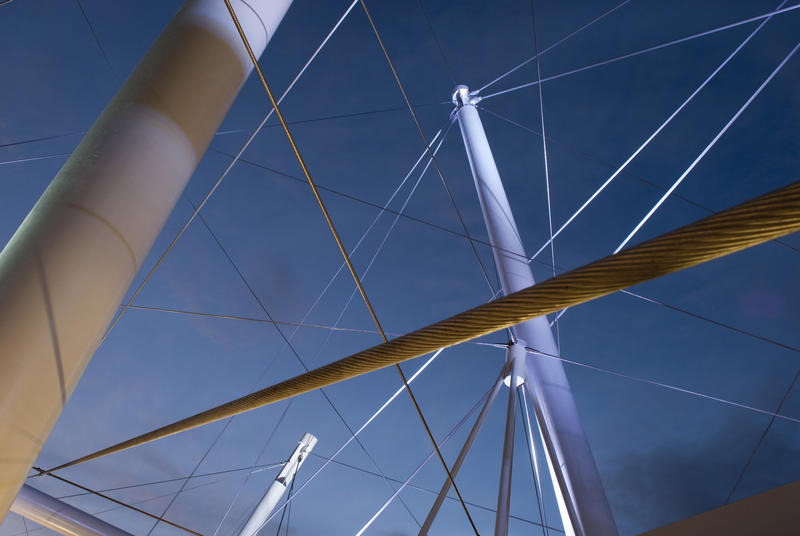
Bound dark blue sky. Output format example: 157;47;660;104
1;0;799;534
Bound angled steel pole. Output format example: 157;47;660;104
419;370;506;535
11;484;133;536
452;85;617;536
238;433;316;536
0;0;292;517
495;343;525;536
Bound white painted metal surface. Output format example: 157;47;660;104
453;85;618;536
495;343;526;536
0;0;292;517
11;484;132;536
238;433;317;536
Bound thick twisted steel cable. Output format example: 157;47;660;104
42;179;800;475
222;0;475;530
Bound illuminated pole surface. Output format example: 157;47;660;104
237;433;317;536
0;0;292;517
453;85;617;536
11;485;133;536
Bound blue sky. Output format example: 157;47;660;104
1;0;799;534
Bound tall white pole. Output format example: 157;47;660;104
238;433;317;536
0;0;292;517
452;85;617;536
11;484;133;536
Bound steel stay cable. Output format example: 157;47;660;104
222;1;477;531
479;105;800;261
477;0;634;93
254;348;447;529
211;146;559;271
187;195;423;529
43;179;800;476
521;347;800;425
615;38;800;253
359;0;496;299
354;380;493;535
32;467;204;536
53;462;286;500
529;0;560;351
96;0;359;349
356;1;485;529
209;121;452;534
538;37;800;335
515;0;785;265
304;453;564;533
480;3;800;101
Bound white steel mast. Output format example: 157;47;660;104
0;0;293;516
452;85;617;536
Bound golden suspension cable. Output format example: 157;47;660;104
42;178;800;477
220;1;477;531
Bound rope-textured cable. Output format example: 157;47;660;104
43;178;800;473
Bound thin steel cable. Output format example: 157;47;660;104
524;0;782;261
75;0;113;70
306;453;564;533
213;147;556;270
519;389;548;536
529;0;560;352
353;383;492;536
205;123;450;533
355;2;486;529
255;348;446;529
98;0;357;347
273;477;295;536
725;368;800;504
417;0;456;84
359;0;496;299
54;462;285;499
44;178;800;473
188;195;422;529
127;304;391;335
479;106;800;259
223;1;476;530
8;477;236;536
0;153;70;166
210;123;452;534
615;39;800;253
522;348;800;426
477;0;634;93
480;3;800;101
33;468;204;536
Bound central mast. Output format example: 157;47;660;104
451;85;617;536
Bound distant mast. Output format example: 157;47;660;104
0;0;292;516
